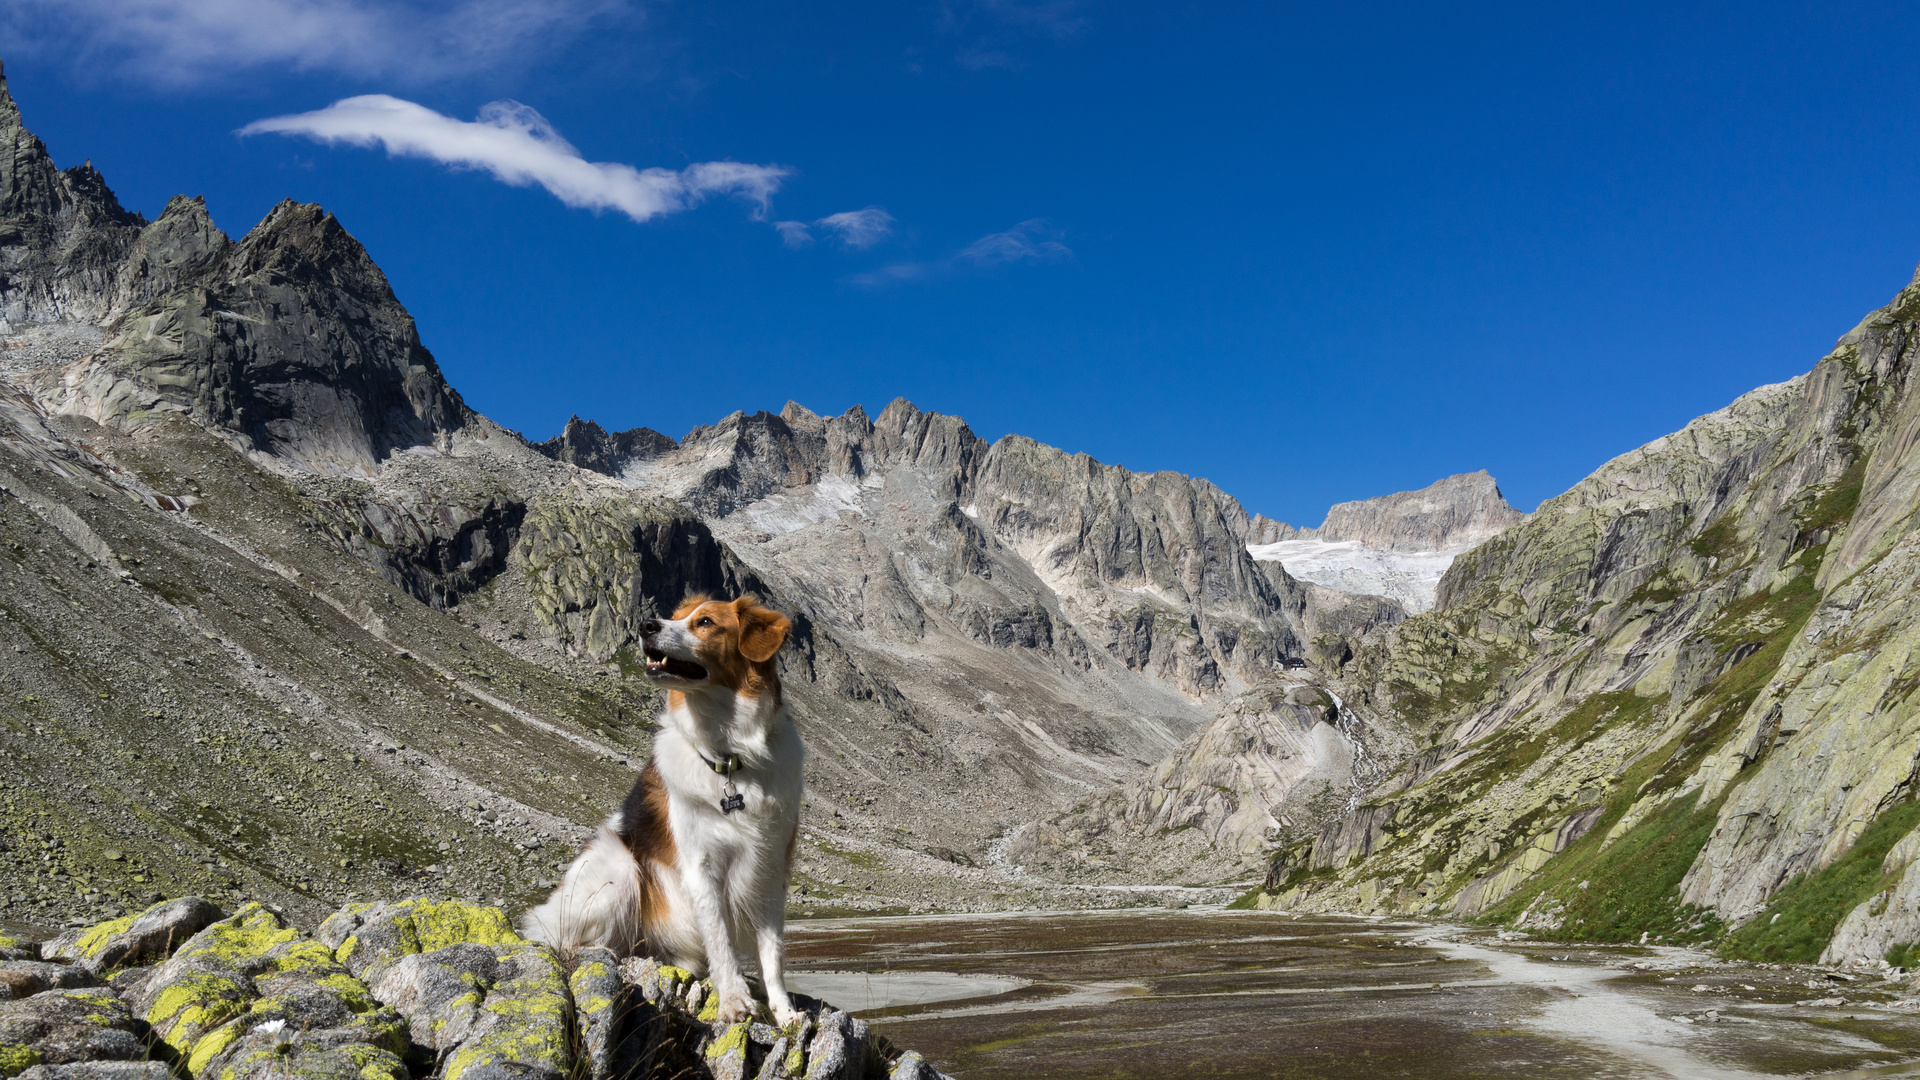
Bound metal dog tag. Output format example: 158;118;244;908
720;792;745;814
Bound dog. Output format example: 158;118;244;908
522;594;804;1025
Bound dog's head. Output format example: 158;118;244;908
639;595;790;694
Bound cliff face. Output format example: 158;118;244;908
1244;266;1920;967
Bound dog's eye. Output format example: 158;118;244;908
697;617;713;628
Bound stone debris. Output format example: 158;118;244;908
0;895;951;1080
1797;997;1848;1007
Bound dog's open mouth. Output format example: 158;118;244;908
644;647;708;681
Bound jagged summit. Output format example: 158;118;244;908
0;60;473;472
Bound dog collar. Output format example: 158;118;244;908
702;752;747;815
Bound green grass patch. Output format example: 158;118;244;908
1690;515;1744;563
1720;800;1920;962
1225;888;1264;910
1887;942;1919;969
1802;457;1867;533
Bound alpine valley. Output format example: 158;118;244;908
1;60;1917;977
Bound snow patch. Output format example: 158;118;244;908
737;472;871;536
1247;538;1466;613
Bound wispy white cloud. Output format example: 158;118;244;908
2;0;623;85
815;208;895;249
241;96;788;225
852;219;1071;286
774;221;815;248
773;207;896;250
956;219;1071;266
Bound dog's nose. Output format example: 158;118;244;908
639;619;662;636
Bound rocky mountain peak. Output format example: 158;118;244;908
533;415;676;475
1316;469;1524;552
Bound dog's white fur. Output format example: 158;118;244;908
522;597;804;1025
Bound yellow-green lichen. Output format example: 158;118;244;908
185;904;301;967
69;913;136;959
704;1022;750;1061
785;1037;807;1073
146;972;249;1050
0;1044;40;1078
316;973;380;1013
186;1019;244;1075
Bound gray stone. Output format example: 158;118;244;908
43;898;221;973
15;1063;173;1080
0;964;100;1002
0;988;144;1069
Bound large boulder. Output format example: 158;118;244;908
43;898;223;974
129;902;407;1080
319;898;572;1080
0;988;144;1075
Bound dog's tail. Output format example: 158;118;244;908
521;819;645;955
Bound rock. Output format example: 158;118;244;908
317;898;524;987
0;964;100;1002
42;898;222;973
434;943;572;1080
566;947;631;1080
130;902;407;1080
889;1050;954;1080
16;1064;173;1080
0;988;144;1072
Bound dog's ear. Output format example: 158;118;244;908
735;598;790;663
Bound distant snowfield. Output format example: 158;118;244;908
1246;539;1466;613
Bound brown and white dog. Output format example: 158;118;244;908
522;595;804;1025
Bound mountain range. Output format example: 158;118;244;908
2;63;1912;971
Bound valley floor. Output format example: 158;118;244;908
788;909;1920;1079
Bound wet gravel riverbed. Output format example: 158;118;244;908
784;908;1920;1079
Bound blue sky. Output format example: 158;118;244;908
7;2;1920;525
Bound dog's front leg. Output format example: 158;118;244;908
683;851;755;1021
755;891;802;1028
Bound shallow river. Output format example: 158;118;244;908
783;908;1920;1080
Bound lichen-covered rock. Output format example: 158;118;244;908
316;898;523;987
0;965;101;1002
567;947;633;1080
888;1051;949;1080
15;1063;173;1080
435;943;572;1080
43;898;223;974
0;988;144;1074
0;941;37;965
129;902;406;1080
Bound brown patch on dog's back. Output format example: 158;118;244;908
616;761;678;944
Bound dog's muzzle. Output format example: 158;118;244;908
640;618;710;681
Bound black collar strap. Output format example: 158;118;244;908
704;753;744;776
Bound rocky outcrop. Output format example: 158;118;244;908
534;417;675;477
1234;264;1920;969
1313;471;1525;552
0;897;949;1080
0;64;472;473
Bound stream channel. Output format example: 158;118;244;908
782;908;1920;1079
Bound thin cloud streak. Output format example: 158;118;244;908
816;208;895;249
852;219;1071;285
3;0;624;85
241;96;789;225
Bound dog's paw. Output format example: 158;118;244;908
715;988;755;1023
772;1001;806;1029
